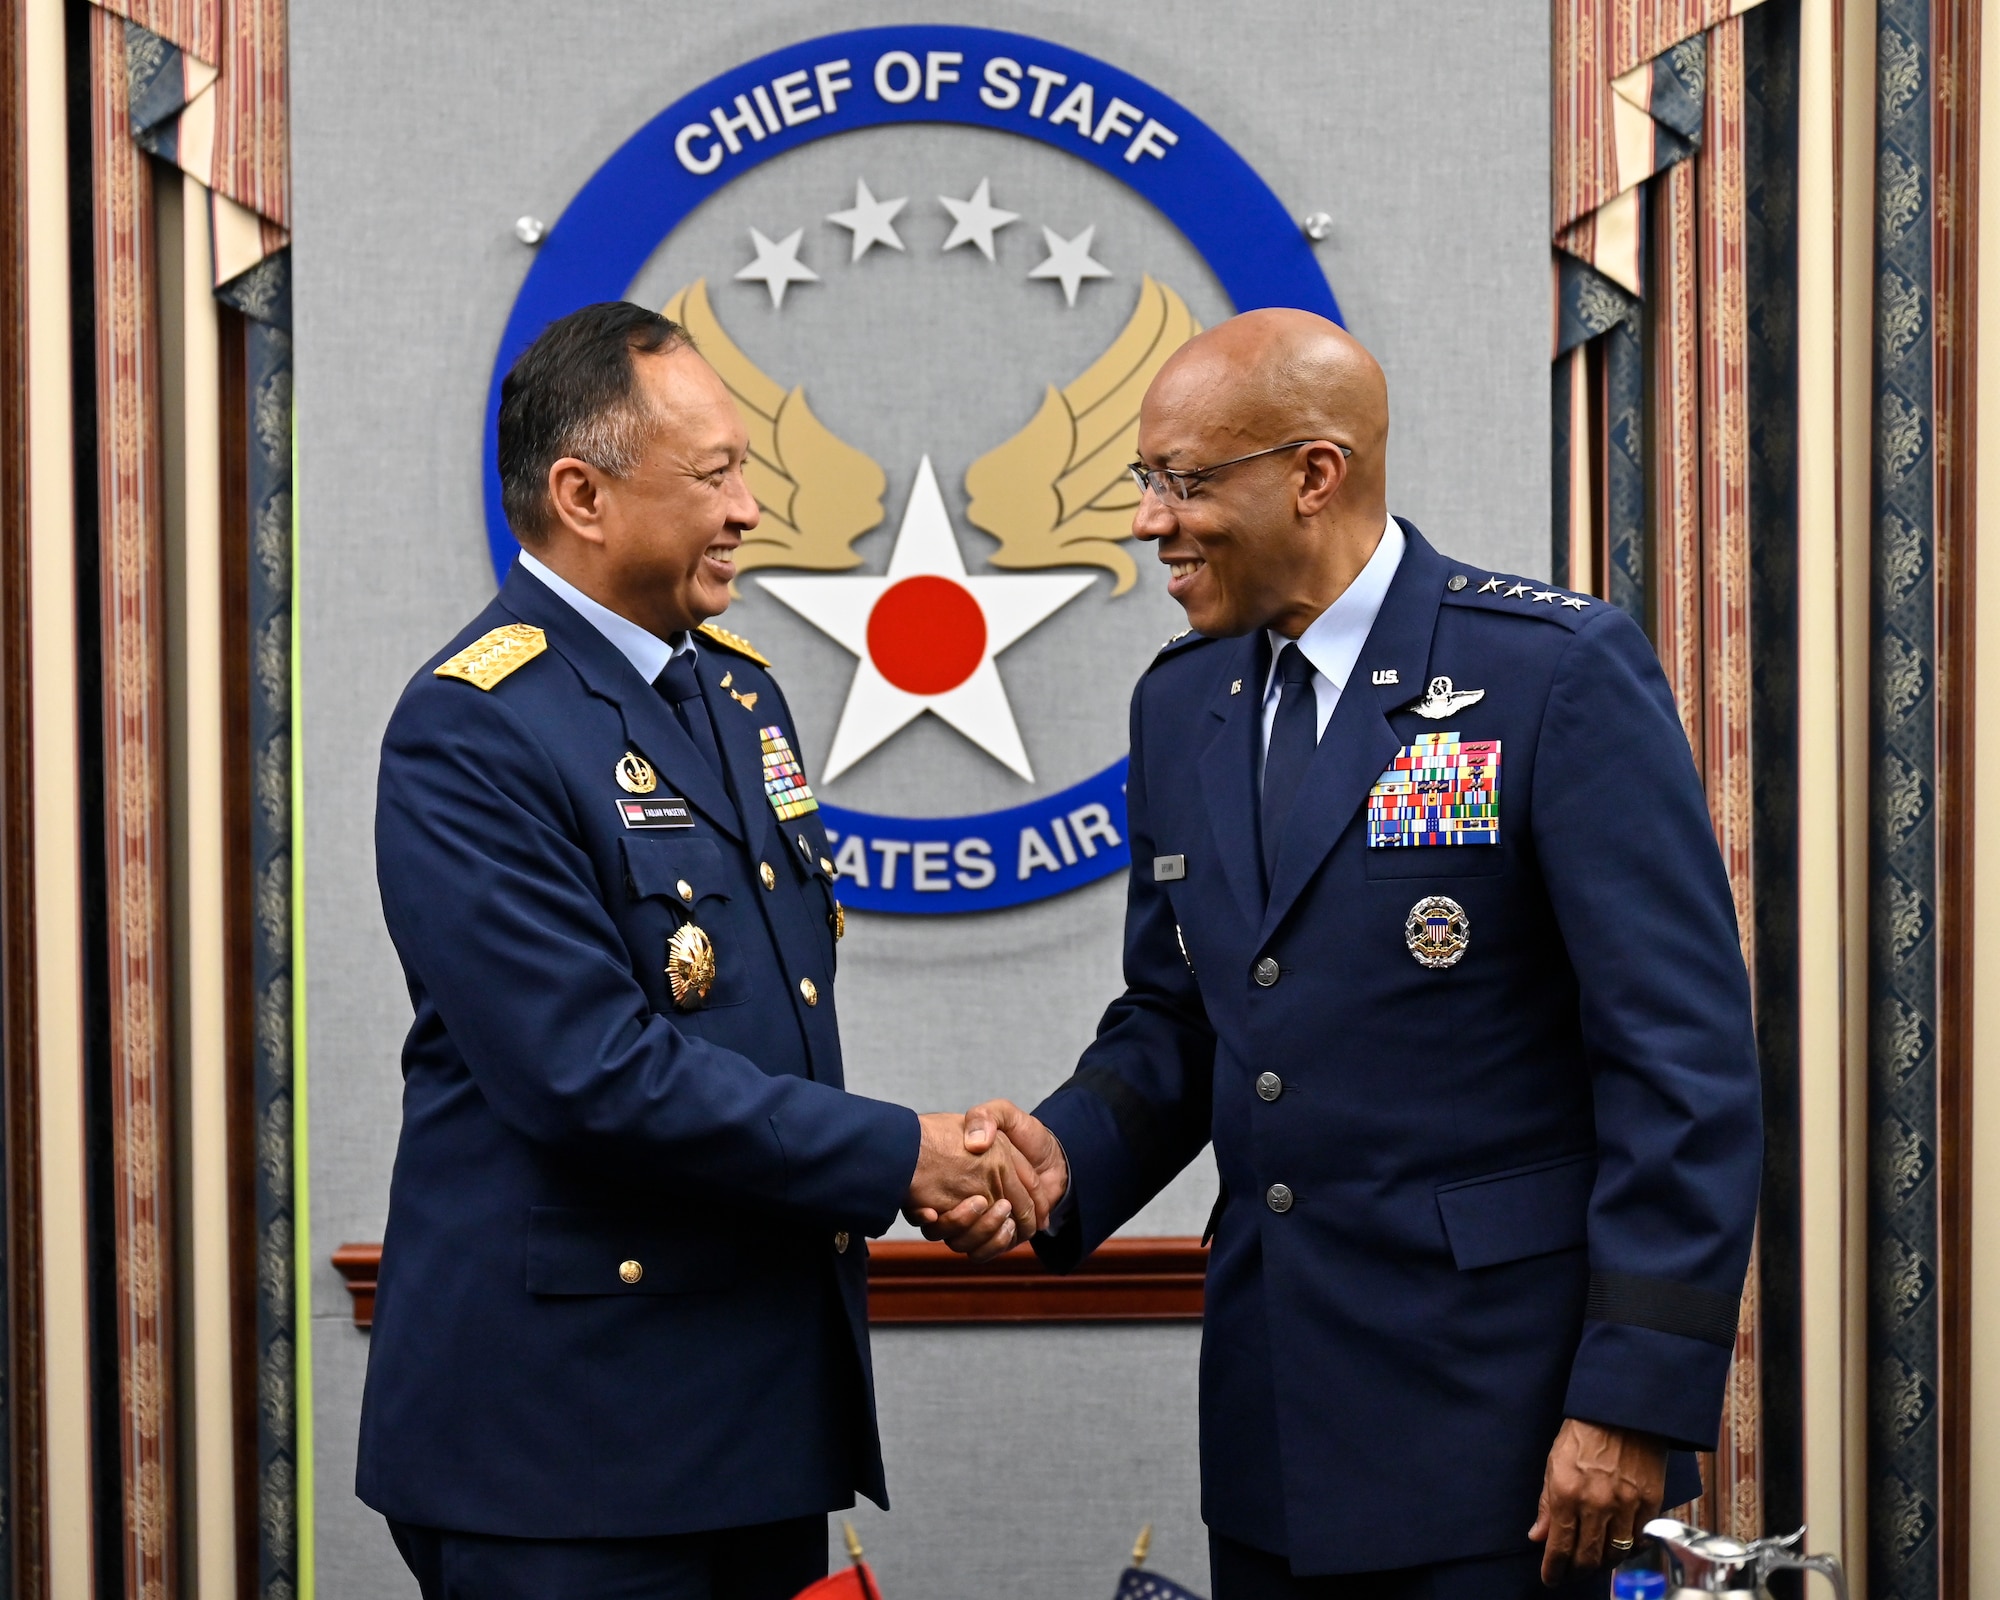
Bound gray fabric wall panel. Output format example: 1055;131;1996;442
292;0;1548;1592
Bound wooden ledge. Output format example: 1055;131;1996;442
330;1236;1205;1330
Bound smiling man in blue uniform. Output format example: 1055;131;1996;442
358;302;1046;1599
924;311;1763;1598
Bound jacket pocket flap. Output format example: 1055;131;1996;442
1435;1153;1594;1270
526;1207;746;1296
620;835;730;904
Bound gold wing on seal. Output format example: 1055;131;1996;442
663;279;886;575
964;276;1200;595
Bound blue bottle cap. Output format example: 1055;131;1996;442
1611;1570;1667;1599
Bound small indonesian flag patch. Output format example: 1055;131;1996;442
760;726;819;821
1366;732;1500;846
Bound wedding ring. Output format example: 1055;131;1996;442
1609;1537;1636;1553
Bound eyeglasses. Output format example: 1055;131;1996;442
1126;439;1352;502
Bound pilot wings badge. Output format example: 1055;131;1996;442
673;274;1200;783
1407;676;1486;719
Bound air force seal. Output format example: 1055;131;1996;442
484;26;1341;916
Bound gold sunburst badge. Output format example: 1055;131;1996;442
666;923;716;1008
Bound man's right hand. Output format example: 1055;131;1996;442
904;1113;1044;1263
914;1100;1070;1260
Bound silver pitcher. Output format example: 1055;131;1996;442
1640;1517;1848;1599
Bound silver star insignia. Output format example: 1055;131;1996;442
1560;595;1591;610
1477;577;1504;594
1530;590;1558;603
1504;582;1533;598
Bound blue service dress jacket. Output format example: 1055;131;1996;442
356;560;920;1538
1031;522;1762;1576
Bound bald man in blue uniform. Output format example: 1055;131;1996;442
934;311;1762;1599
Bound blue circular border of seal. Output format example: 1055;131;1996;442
483;24;1341;913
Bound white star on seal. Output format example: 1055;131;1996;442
735;227;819;309
1028;224;1113;307
938;178;1020;261
826;179;907;261
757;457;1094;781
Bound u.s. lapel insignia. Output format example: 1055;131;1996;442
760;725;819;820
616;751;658;794
1407;675;1485;719
1405;896;1470;969
666;922;716;1008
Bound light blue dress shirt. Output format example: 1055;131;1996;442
516;548;693;682
1259;514;1406;758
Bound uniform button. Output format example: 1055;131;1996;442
1256;1072;1283;1102
676;879;694;901
619;1259;643;1284
1447;574;1468;592
834;1231;850;1254
1254;956;1281;987
797;833;812;859
830;903;846;940
820;856;836;876
759;862;776;890
800;977;819;1006
1266;1184;1294;1214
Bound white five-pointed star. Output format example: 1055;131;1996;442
1530;589;1558;603
758;457;1095;781
826;179;907;261
1561;595;1592;609
939;178;1020;260
1028;224;1113;307
1504;582;1533;598
735;227;819;309
1478;576;1504;593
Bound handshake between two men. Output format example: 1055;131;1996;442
904;1102;1062;1264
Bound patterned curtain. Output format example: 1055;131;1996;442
1551;0;1776;1545
83;1;294;1596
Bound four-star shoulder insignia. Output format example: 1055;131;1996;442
434;623;546;690
1452;574;1596;625
696;621;771;667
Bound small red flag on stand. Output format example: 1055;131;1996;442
792;1521;884;1600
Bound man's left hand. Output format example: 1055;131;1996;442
1527;1418;1667;1586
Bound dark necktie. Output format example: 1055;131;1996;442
1261;642;1320;883
655;652;724;781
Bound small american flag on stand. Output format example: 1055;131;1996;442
1113;1525;1207;1600
790;1522;884;1600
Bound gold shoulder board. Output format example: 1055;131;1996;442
434;623;547;691
697;622;771;668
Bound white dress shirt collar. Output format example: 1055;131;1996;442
1260;514;1406;745
516;549;692;684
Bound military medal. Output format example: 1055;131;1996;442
616;751;658;794
1368;733;1500;847
1405;896;1470;969
760;725;819;820
666;922;716;1008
